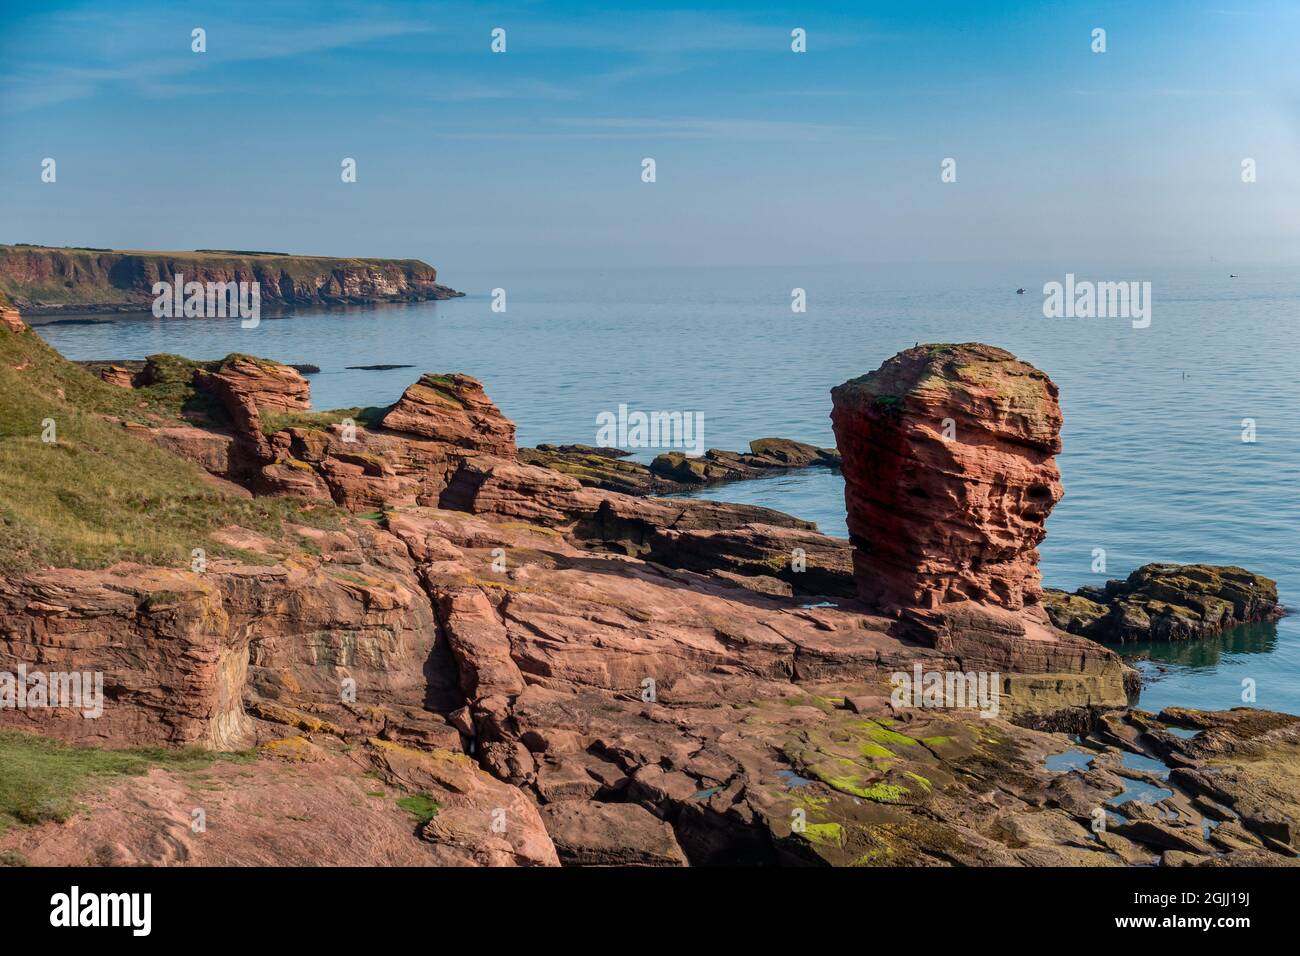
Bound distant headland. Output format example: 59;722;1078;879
0;244;463;315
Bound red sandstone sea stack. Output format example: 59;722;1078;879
830;343;1063;612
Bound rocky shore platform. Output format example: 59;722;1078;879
0;315;1291;867
521;438;840;495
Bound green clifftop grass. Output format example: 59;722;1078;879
0;322;338;572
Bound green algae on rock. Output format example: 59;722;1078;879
1044;563;1282;643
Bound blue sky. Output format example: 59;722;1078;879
1;1;1297;274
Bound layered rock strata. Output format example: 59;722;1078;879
0;244;462;313
831;343;1063;612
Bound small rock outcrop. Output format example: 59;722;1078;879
382;374;517;457
831;343;1063;612
0;290;24;332
99;365;136;388
649;438;840;486
521;437;839;496
196;354;310;413
1044;564;1283;643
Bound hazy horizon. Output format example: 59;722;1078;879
3;1;1298;274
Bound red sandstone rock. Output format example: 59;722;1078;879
382;373;516;456
831;343;1063;612
0;566;251;748
99;365;135;388
198;354;310;413
540;801;688;866
0;739;555;866
644;522;855;598
0;300;24;333
142;424;235;475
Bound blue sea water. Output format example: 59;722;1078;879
33;263;1300;715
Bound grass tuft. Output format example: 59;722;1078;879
396;793;441;826
0;730;253;833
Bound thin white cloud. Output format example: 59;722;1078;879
0;7;433;112
551;116;885;142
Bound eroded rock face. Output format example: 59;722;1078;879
0;246;463;313
99;365;136;389
541;802;687;866
158;366;518;512
197;354;310;413
0;567;251;748
831;343;1063;612
0;523;458;749
382;374;516;457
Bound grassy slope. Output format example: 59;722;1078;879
0;730;252;836
0;317;339;572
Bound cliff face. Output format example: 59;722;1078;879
831;343;1063;613
0;245;462;312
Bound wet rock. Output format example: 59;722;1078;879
1044;564;1282;643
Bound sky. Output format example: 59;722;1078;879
1;0;1298;274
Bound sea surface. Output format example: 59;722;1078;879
34;263;1300;715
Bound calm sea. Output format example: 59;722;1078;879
34;263;1300;715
